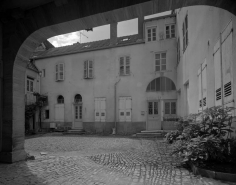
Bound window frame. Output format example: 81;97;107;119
164;101;177;115
165;24;176;39
147;27;157;42
183;14;188;52
155;52;167;72
55;63;65;81
57;95;64;104
45;109;49;119
119;56;131;76
84;60;93;79
26;77;34;93
177;38;180;65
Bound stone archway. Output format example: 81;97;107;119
1;0;236;163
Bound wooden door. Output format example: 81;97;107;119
147;101;161;130
73;104;83;129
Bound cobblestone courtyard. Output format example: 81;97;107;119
0;134;235;185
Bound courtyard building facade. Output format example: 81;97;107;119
33;6;236;135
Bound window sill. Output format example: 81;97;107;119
119;74;131;76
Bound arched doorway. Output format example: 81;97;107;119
146;77;176;130
1;0;236;163
73;94;83;129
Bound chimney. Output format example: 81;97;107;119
138;16;144;40
110;22;117;45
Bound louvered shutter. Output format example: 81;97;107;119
120;57;124;75
59;63;64;80
125;56;130;75
214;39;222;106
125;97;132;122
88;60;93;78
95;98;100;122
55;104;64;121
100;98;106;122
119;97;125;121
84;61;88;78
222;21;233;103
55;64;59;81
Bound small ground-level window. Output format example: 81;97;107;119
45;110;49;119
165;102;176;114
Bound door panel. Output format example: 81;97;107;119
74;104;83;129
147;101;161;130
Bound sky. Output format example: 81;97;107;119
48;11;171;47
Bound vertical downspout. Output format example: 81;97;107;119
201;63;203;112
220;32;224;107
114;79;120;134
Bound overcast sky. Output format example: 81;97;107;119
48;11;171;47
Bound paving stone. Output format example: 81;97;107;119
0;135;235;185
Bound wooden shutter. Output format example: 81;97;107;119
222;21;233;103
120;57;124;75
84;60;88;78
119;97;125;122
100;98;106;122
94;98;100;122
125;97;132;122
55;104;64;121
59;63;64;80
125;56;130;75
214;39;222;106
55;64;59;81
202;60;207;109
88;60;93;78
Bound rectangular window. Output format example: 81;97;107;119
155;52;166;71
26;77;34;93
166;24;175;39
183;14;188;52
165;101;176;115
147;27;157;42
84;60;93;79
119;97;132;122
120;56;130;75
55;63;64;81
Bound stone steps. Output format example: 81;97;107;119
133;130;175;138
63;129;86;135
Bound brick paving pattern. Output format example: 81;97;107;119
0;134;235;185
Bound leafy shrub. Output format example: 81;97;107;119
169;106;236;165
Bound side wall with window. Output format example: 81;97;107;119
176;5;236;136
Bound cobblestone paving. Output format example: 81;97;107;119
0;134;235;185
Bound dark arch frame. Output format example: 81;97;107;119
74;94;82;103
57;95;64;104
146;77;176;92
2;0;236;163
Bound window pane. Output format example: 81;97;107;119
155;59;160;66
166;78;171;90
120;66;124;75
79;106;82;119
154;102;158;114
161;53;166;59
126;57;130;66
30;81;33;92
155;78;160;91
126;112;130;116
147;84;151;91
150;80;155;91
171;102;176;114
89;61;93;68
84;61;87;69
148;102;153;115
160;77;165;91
148;29;151;34
165;102;170;114
59;64;63;71
27;80;29;91
161;64;166;71
153;36;156;41
171;81;176;90
161;59;166;65
60;72;63;79
155;66;160;71
120;57;124;66
155;53;160;59
56;64;58;72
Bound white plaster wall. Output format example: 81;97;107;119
176;6;236;116
36;16;177;124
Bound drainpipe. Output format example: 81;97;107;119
219;32;224;108
114;79;120;134
0;22;2;151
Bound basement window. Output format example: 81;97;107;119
121;38;130;42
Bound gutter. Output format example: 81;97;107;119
114;79;121;134
33;41;145;60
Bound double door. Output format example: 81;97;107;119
73;104;83;129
